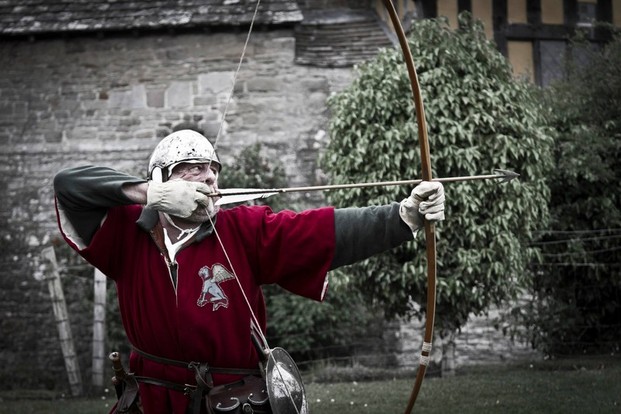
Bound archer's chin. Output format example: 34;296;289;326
187;206;220;224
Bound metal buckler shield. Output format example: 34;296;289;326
266;347;309;414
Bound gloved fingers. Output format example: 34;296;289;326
195;194;219;218
400;182;445;232
400;197;418;213
399;197;423;233
412;181;444;201
424;210;445;223
193;182;214;195
419;190;444;210
427;187;445;203
419;202;444;215
194;192;211;206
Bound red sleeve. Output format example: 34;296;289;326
57;203;144;279
223;206;336;301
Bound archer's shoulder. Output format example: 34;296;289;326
54;165;95;189
219;204;273;217
219;205;335;221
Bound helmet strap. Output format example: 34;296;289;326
151;167;165;183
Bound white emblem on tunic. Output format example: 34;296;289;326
197;264;235;310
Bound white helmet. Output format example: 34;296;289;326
148;129;221;182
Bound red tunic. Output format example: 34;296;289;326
58;203;335;413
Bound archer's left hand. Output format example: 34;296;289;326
399;181;445;233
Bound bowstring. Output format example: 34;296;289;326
206;216;303;414
205;0;267;347
209;0;261;155
206;215;266;344
203;2;304;411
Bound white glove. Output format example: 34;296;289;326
146;180;212;218
399;181;445;233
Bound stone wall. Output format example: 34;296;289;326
393;305;540;373
0;28;353;391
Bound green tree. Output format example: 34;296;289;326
219;142;290;211
322;14;553;336
526;33;621;355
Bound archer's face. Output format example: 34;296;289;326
170;162;219;188
170;162;220;222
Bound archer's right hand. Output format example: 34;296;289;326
146;179;212;218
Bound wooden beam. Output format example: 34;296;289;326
92;269;107;391
526;0;541;24
597;0;613;23
41;247;83;397
458;0;472;12
493;0;508;55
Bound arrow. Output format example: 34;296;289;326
212;169;519;206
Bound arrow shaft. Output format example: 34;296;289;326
211;171;517;199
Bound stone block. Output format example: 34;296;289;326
194;95;217;106
134;129;155;139
108;85;147;109
146;88;165;108
164;113;181;121
246;77;280;92
119;117;141;127
43;130;63;143
198;72;235;95
201;120;223;140
13;101;28;117
0;103;13;117
165;81;193;108
302;78;329;92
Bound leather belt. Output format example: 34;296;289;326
131;346;263;414
132;346;262;376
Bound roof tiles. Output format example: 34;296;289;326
0;0;303;36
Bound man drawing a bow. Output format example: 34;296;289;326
54;129;445;414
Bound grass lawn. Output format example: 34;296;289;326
309;356;621;413
1;356;619;413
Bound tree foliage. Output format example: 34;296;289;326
322;14;553;332
524;33;621;355
219;142;290;212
